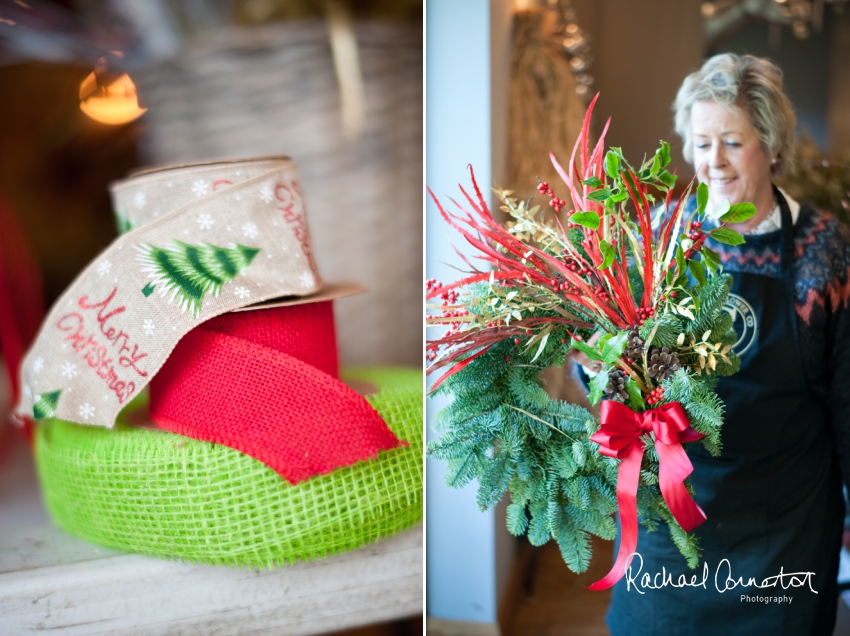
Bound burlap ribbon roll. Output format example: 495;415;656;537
14;157;404;481
149;299;403;484
35;367;422;566
16;157;325;424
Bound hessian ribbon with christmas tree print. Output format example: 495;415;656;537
13;157;404;482
587;400;707;591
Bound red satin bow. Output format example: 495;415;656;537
587;400;707;591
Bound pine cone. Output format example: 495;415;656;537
604;368;628;402
625;328;644;360
647;346;680;380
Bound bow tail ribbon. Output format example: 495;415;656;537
587;401;706;591
587;442;643;591
656;439;707;533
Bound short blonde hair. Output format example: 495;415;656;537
673;53;797;177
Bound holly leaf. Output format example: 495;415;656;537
720;202;757;224
625;378;645;411
601;331;629;364
696;182;709;215
708;198;730;220
582;177;603;188
710;227;745;246
676;244;685;276
598;241;616;270
701;246;721;272
588;369;609;406
570;211;600;230
657;170;677;189
571;338;602;361
605;151;621;179
586;188;612;202
689;259;706;286
658;140;671;168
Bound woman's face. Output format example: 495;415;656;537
690;100;774;214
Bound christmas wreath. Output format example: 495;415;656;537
426;96;754;590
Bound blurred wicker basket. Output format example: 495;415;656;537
136;19;422;367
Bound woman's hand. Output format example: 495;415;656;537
567;331;604;373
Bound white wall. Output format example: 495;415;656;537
425;0;514;624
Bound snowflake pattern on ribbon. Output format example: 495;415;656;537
242;222;259;239
300;272;315;289
197;214;214;230
192;180;209;197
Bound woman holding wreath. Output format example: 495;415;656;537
582;53;850;635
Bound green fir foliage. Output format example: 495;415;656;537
688;274;732;339
429;329;718;573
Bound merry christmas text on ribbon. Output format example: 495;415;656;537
16;158;323;427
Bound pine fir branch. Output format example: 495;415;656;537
506;502;529;535
686;274;732;338
640;312;683;348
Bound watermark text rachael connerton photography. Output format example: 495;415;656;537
623;552;817;597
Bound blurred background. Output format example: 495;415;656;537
425;1;850;634
0;1;422;634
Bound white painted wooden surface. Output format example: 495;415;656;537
0;437;422;635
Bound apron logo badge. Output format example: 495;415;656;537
723;293;758;356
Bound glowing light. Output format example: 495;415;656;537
79;72;147;125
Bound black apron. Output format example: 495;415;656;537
606;189;846;635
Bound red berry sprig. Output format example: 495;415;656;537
635;306;655;325
646;386;665;406
562;250;593;277
592;286;611;303
426;278;442;292
685;221;704;258
536;179;567;213
427;279;468;337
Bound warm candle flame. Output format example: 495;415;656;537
79;71;147;125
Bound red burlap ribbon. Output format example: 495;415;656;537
587;400;707;591
148;300;404;484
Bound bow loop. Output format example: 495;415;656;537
647;401;697;445
590;401;645;459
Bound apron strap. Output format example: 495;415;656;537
774;185;795;276
773;184;805;367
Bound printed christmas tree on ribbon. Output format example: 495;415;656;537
33;390;62;420
137;241;261;318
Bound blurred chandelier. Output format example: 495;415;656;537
701;0;849;40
